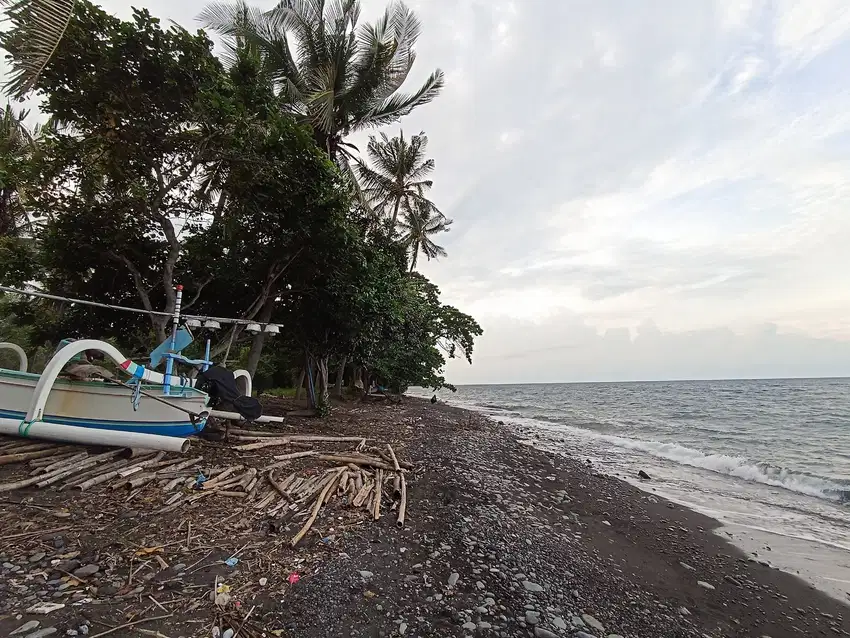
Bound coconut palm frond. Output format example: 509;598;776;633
0;0;76;99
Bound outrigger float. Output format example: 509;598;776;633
0;284;286;452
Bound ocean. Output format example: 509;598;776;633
413;378;850;601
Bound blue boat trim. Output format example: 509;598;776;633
0;408;204;437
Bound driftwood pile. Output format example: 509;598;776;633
0;430;411;546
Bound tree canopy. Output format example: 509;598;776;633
0;0;481;408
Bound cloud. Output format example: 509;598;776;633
8;0;850;382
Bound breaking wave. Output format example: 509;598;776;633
559;425;850;503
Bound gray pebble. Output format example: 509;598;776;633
525;610;540;625
582;614;604;632
448;573;460;587
522;580;544;592
697;581;715;590
10;620;40;635
72;564;99;578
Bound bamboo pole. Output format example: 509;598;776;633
234;438;291;451
352;480;373;507
396;473;407;528
62;457;134;489
33;451;89;475
373;469;383;519
75;452;162;491
289;435;366;443
271;450;318;462
117;452;166;477
316;454;394;470
268;470;293;502
199;465;243;489
29;450;79;467
291;469;344;547
0;445;73;466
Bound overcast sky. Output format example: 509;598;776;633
13;0;850;383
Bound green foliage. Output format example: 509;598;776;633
366;273;482;393
0;0;482;405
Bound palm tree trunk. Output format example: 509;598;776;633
391;198;401;227
409;240;420;272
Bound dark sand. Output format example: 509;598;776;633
0;398;847;637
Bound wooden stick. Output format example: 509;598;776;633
254;488;277;510
386;445;401;471
62;457;134;489
268;470;293;502
75;453;162;491
237;467;257;490
36;449;122;487
0;445;73;466
116;452;165;477
373;469;383;520
397;473;407;528
352;480;373;507
89;613;173;638
271;450;318;462
29;451;79;467
200;465;243;489
234;438;291;451
291;470;343;546
316;454;394;470
289;435;366;443
33;451;89;475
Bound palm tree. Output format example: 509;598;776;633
0;104;39;236
355;129;439;227
198;0;444;175
0;0;76;99
398;199;451;272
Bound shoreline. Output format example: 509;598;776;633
437;391;850;607
0;398;847;637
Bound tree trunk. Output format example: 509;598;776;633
316;356;329;407
334;356;347;398
295;366;306;401
391;198;401;227
245;296;276;378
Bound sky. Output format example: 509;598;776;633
9;0;850;383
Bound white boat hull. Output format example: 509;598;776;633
0;369;208;438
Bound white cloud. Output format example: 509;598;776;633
11;0;850;382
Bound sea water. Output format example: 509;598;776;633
413;378;850;601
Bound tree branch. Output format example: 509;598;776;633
181;275;214;312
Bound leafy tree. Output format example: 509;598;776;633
398;199;451;271
366;273;481;393
198;0;444;171
26;1;233;343
355;129;440;227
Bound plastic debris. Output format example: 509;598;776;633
224;557;238;567
287;572;300;584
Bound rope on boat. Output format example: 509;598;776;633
100;376;209;430
0;285;271;328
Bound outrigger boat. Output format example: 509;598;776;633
0;285;279;452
